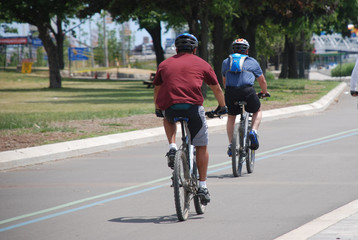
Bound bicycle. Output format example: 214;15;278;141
231;93;270;177
172;117;206;221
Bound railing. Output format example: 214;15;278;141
311;33;358;54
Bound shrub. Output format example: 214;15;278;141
331;62;355;77
265;71;276;81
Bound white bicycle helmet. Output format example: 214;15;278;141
232;38;250;53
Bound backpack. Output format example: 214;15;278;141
229;53;248;73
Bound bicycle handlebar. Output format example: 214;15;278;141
205;93;271;119
258;92;271;99
205;111;223;119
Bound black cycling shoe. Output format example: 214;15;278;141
197;187;210;205
166;148;176;169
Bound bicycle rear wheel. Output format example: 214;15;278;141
173;149;191;221
246;148;255;173
246;118;255;173
193;161;206;215
237;113;249;176
231;123;240;177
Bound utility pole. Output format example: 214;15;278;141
103;13;109;67
89;18;95;68
121;24;126;67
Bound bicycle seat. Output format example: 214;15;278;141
234;101;247;106
174;117;189;122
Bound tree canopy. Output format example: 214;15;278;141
0;0;85;88
1;0;356;88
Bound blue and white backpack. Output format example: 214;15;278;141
229;53;248;73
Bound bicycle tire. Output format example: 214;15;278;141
173;149;191;221
231;123;240;177
246;118;255;173
193;161;206;215
246;148;255;173
238;113;249;177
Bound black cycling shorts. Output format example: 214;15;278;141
225;86;261;115
163;105;208;146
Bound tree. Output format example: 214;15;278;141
313;0;358;37
79;0;168;66
263;0;340;78
0;0;84;88
135;11;165;65
210;0;238;86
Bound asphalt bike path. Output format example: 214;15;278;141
0;81;358;239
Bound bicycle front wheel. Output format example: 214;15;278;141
173;149;191;221
231;123;240;177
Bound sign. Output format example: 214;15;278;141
21;59;33;73
0;37;29;45
166;38;175;48
32;38;43;47
68;47;90;61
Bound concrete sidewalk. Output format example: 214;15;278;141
274;199;358;240
0;82;347;171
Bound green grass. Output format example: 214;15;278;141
0;71;156;130
203;78;339;109
257;78;339;105
131;59;158;71
0;70;340;131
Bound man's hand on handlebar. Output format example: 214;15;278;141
215;105;228;115
155;109;164;118
258;91;271;99
205;105;228;118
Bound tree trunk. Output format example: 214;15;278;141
199;4;209;62
287;36;298;78
144;21;164;66
199;1;209;98
212;16;225;87
212;16;231;88
37;23;62;88
245;22;258;59
259;55;267;76
232;15;258;58
55;17;65;70
279;35;288;79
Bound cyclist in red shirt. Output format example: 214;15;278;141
153;33;227;204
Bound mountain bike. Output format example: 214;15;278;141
172;117;206;221
231;93;270;177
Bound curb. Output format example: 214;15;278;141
0;82;347;171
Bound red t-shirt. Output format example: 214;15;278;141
153;53;219;110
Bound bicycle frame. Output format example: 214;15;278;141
238;105;250;157
176;117;194;179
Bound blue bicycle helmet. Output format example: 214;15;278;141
175;33;198;51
